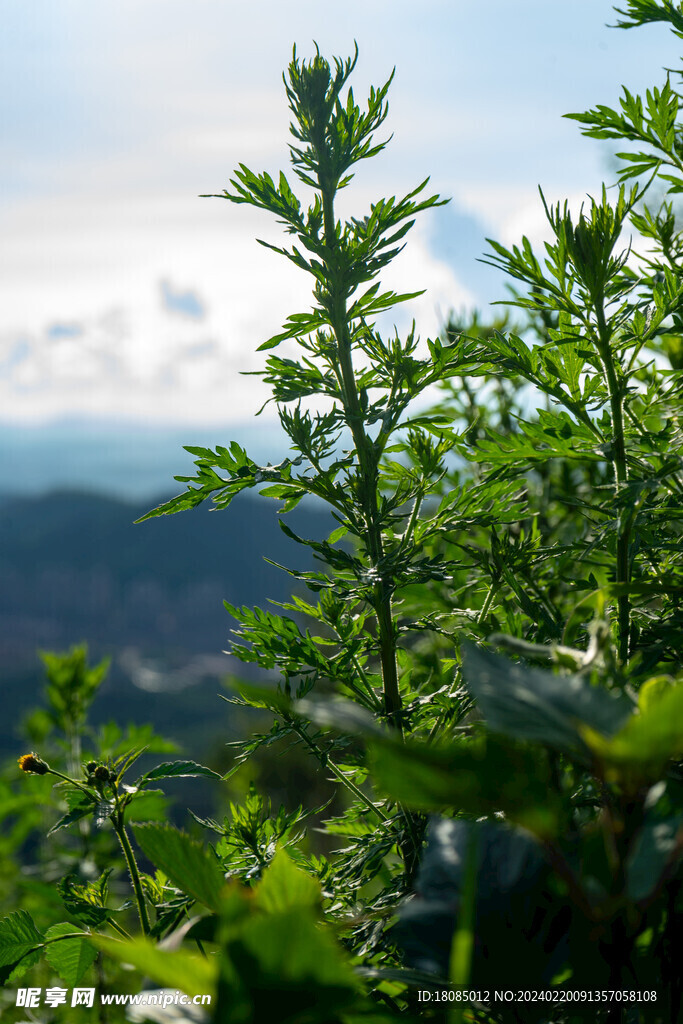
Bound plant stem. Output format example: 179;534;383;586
321;185;403;733
476;579;497;628
40;931;91;947
47;769;99;803
112;814;151;936
291;720;389;824
594;301;632;663
107;918;133;940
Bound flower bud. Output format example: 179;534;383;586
18;753;49;775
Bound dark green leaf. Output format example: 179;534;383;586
0;911;44;970
139;760;222;787
627;815;683;902
370;733;561;837
461;644;633;755
44;923;97;986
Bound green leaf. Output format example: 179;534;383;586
370;733;560;837
581;683;683;776
461;644;633;755
44;923;97;986
638;675;675;713
627;815;683;902
134;823;225;912
58;872;113;928
0;911;45;970
327;524;348;544
2;948;42;984
91;935;216;1000
125;788;170;822
139;759;222;787
254;849;321;914
216;874;361;1022
47;791;97;837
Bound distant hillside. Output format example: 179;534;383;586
0;488;329;663
0;489;330;756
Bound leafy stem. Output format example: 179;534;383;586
111;811;151;936
593;299;632;663
320;177;403;732
288;717;389;824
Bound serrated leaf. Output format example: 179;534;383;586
254;849;321;914
0;911;45;969
139;760;222;787
134;824;225;912
2;947;42;984
58;872;112;928
44;923;97;986
125;789;170;823
581;683;683;776
47;794;96;837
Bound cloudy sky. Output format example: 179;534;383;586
1;1;679;449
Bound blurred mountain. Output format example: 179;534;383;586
0;489;330;756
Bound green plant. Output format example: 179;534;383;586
139;42;496;899
136;8;680;1017
3;3;683;1021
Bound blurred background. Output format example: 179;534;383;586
0;0;678;790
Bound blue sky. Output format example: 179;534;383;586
0;1;679;457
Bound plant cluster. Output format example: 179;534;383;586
2;2;682;1021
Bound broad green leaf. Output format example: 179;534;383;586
92;935;216;1000
139;760;222;787
370;734;560;837
134;823;225;912
2;948;42;984
627;815;683;902
0;911;44;969
125;788;170;823
638;675;675;713
217;893;360;1022
462;644;633;755
254;849;321;914
581;683;683;777
44;923;97;986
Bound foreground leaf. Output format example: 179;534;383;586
92;935;216;1001
254;848;321;914
134;823;225;912
370;733;561;837
462;644;633;755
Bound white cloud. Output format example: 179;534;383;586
2;0;680;428
0;178;472;424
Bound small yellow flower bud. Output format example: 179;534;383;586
18;753;49;775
